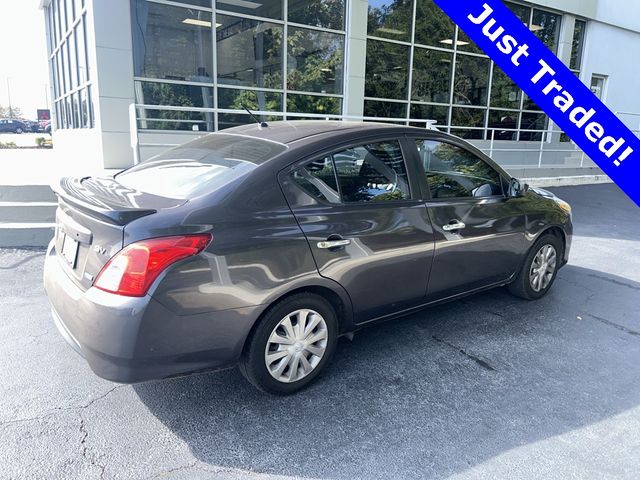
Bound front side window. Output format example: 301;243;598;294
290;140;411;204
416;140;503;199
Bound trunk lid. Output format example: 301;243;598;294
52;176;185;290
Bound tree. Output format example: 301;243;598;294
0;105;23;118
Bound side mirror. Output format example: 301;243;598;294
509;178;529;198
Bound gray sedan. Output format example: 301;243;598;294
43;121;573;394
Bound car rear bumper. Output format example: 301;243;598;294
43;240;261;383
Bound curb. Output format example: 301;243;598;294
521;175;612;188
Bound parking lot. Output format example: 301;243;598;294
1;183;639;480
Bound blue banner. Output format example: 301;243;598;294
433;0;640;207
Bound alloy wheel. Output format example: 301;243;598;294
264;309;328;383
529;244;557;292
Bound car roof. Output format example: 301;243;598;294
222;120;435;145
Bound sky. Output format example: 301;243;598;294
0;1;50;119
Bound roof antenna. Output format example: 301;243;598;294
241;103;268;128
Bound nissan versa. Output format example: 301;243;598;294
43;121;573;394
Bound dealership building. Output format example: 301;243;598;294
40;0;640;173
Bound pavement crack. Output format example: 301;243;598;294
146;461;199;479
584;313;640;337
79;414;107;479
0;384;125;428
432;335;496;372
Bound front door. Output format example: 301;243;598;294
279;138;435;323
412;137;527;300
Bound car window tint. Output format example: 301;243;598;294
334;141;410;203
290;157;340;204
416;140;503;199
116;133;287;199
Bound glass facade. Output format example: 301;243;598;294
45;0;94;130
131;0;346;131
365;0;577;141
125;0;587;140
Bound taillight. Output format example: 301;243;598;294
94;234;212;297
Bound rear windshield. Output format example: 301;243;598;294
116;133;287;199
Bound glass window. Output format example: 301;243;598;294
519;112;547;141
218;88;282;112
488;110;519;141
117;134;288;199
522;93;542;112
287;27;344;95
364;100;407;119
287;94;341;115
414;0;455;48
76;18;88;84
68;28;77;90
217;15;283;89
456;29;483;55
570;20;586;71
334;141;411;203
411;48;453;104
505;1;531;25
531;9;562;53
453;54;490;106
137;108;214;132
290;157;340;204
217;0;282;21
410;104;449;126
416;140;502;199
131;1;213;82
490;67;521;109
365;40;410;100
368;0;413;42
590;75;606;100
289;0;344;30
135;81;214;108
451;107;486;139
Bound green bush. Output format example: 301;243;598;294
0;141;17;149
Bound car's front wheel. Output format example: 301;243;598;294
240;293;338;394
15;127;23;134
508;233;562;300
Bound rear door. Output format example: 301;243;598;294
279;137;435;323
409;136;526;300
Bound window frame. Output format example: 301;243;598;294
405;133;510;202
282;135;423;207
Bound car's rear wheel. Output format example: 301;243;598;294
508;233;562;300
15;127;23;134
239;293;338;394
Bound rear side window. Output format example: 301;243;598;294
290;140;411;204
416;140;503;199
116;133;287;199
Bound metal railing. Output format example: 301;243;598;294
129;103;640;170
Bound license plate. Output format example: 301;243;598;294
61;233;79;268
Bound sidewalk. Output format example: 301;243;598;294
0;148;109;186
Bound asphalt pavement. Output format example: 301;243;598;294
1;183;639;480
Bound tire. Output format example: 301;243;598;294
239;293;338;395
15;127;23;134
508;233;562;300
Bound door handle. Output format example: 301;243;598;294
317;239;351;249
442;221;466;231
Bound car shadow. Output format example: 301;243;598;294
134;264;640;479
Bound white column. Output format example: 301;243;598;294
90;0;136;169
343;0;369;119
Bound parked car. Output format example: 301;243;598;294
0;118;28;134
44;121;51;135
43;121;573;394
